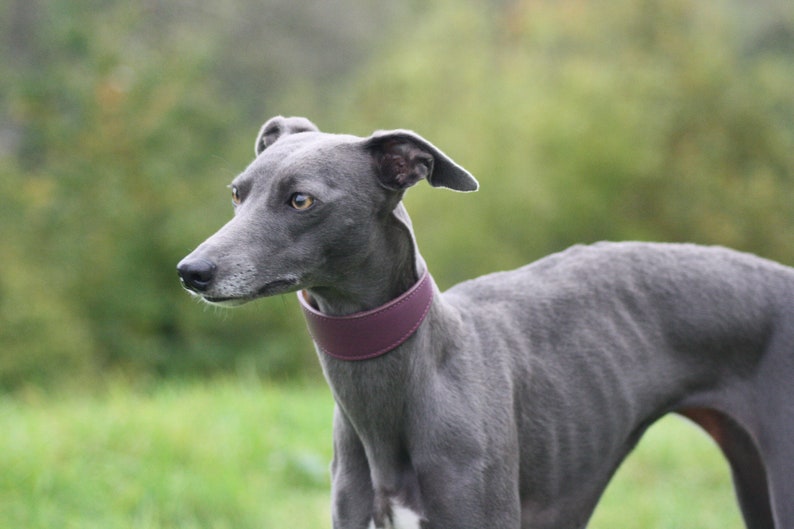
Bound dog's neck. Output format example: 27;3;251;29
304;202;424;316
300;202;454;498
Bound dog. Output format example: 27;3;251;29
177;116;793;528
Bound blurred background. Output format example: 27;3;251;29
3;1;793;527
1;0;793;390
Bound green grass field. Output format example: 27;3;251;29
1;380;743;528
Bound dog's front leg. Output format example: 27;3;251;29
330;406;376;529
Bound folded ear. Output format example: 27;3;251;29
255;116;319;156
364;130;479;192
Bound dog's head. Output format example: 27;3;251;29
177;116;478;307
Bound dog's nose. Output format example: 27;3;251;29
177;258;217;292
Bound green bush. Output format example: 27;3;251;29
331;0;794;284
1;0;792;388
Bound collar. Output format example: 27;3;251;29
297;271;434;361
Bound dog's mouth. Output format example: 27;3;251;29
199;278;300;306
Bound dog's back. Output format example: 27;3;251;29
447;242;790;360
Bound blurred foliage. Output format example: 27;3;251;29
330;0;794;285
1;0;792;390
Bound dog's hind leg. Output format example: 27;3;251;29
755;326;794;528
677;408;774;529
756;400;794;528
764;441;794;529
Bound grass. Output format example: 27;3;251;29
1;379;744;528
591;416;743;529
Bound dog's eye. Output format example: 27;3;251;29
289;192;315;211
231;186;242;206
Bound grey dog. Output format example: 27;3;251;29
177;116;793;529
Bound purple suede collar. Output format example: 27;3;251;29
297;271;434;361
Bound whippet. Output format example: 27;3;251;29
177;116;794;529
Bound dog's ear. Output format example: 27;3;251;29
255;116;319;156
365;130;479;192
